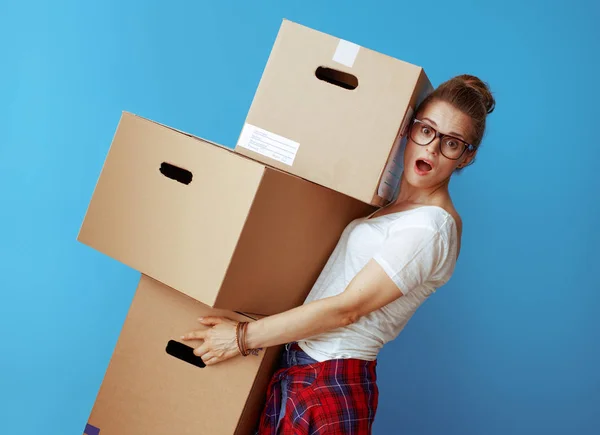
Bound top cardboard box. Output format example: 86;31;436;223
78;112;374;315
235;19;433;206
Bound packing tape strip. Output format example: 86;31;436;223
333;40;360;68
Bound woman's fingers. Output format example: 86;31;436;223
202;351;234;366
199;352;214;362
197;316;223;326
204;356;219;366
198;350;229;366
181;329;207;341
193;344;210;358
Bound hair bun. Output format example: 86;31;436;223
457;74;495;114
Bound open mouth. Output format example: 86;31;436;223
416;159;433;172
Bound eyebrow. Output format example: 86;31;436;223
421;117;466;141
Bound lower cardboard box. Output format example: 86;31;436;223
83;274;282;434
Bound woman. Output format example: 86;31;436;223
182;74;495;434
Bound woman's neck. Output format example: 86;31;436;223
392;174;450;207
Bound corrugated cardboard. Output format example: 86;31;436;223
84;274;282;435
235;19;434;206
78;112;374;315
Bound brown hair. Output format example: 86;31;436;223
417;74;495;168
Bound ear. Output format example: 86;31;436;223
458;149;477;168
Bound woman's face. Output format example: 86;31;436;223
403;100;476;189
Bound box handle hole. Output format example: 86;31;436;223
159;162;193;185
315;67;358;90
166;340;206;368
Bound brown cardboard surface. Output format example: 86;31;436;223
217;168;372;315
85;275;282;435
235;19;433;206
78;112;374;314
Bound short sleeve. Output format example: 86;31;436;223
372;225;447;296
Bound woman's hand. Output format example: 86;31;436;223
181;316;240;366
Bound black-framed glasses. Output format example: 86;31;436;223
409;118;477;160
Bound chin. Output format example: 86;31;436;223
404;167;448;189
403;170;430;188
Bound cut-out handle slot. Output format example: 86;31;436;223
159;162;193;185
166;340;205;368
315;67;358;90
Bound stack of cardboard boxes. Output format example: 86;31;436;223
79;19;432;435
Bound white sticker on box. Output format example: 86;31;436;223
333;40;360;68
377;107;414;202
237;124;300;166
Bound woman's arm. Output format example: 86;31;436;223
246;259;406;349
181;259;404;365
182;223;447;365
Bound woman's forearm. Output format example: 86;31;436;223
245;294;355;350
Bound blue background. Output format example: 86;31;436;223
1;0;599;434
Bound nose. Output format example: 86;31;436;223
425;136;441;155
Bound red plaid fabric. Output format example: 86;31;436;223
256;345;379;434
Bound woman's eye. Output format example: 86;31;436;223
446;140;458;149
421;127;431;135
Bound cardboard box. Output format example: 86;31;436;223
236;19;433;206
78;112;374;315
84;274;282;435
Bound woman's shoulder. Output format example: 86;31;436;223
397;205;460;233
390;205;461;254
439;204;462;237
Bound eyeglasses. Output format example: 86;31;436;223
409;119;477;160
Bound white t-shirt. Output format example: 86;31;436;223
297;206;458;362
